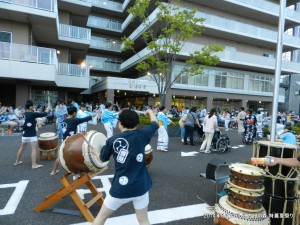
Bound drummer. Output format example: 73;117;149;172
92;109;159;225
50;106;97;175
14;100;51;169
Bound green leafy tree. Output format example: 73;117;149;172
122;0;223;106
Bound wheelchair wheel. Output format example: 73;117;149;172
193;131;202;143
216;138;228;153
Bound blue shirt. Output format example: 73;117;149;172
23;111;47;137
61;116;92;140
280;132;297;146
100;121;159;198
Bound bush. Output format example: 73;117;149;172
291;126;300;135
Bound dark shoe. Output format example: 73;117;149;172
190;143;195;146
184;143;188;145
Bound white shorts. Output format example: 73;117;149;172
104;192;149;211
22;136;38;143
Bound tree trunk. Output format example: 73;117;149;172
159;93;166;106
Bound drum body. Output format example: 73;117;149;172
253;141;296;176
145;144;153;168
229;163;265;191
227;186;263;212
264;175;298;198
59;131;108;174
38;132;58;151
262;194;297;225
215;196;270;225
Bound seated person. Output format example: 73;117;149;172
276;126;296;146
0;107;18;131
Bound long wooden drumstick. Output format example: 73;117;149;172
79;133;101;160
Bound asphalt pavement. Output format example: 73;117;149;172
0;122;254;225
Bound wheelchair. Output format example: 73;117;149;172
210;130;231;153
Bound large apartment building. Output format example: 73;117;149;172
0;0;299;113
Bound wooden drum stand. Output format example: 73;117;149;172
34;167;107;222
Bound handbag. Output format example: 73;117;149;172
191;113;199;130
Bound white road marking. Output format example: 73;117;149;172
238;145;245;147
181;151;199;156
76;175;113;199
70;203;212;225
231;146;239;149
0;180;29;215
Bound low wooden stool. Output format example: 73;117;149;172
39;148;58;160
34;168;107;222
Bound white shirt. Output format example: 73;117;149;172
203;115;217;133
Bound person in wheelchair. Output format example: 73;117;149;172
210;130;231;153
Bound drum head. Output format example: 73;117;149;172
82;130;109;171
229;163;266;176
39;132;57;139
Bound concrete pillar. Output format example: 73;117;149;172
241;98;247;109
165;91;172;108
16;81;30;107
205;97;213;110
106;89;114;103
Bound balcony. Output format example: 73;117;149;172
58;0;91;16
90;36;121;52
58;24;91;48
86;56;121;72
87;15;122;32
0;41;89;88
56;63;90;88
120;40;300;75
0;41;57;81
92;0;122;11
0;0;57;21
128;6;300;51
0;0;56;11
91;0;130;13
185;0;300;26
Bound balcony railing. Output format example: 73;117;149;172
195;11;277;41
0;0;56;11
86;56;121;71
87;15;122;31
58;63;89;77
234;0;300;21
91;0;122;11
90;36;121;51
0;41;57;64
59;24;91;41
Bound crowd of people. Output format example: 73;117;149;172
3;98;300;225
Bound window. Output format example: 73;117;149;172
0;31;12;59
248;75;272;92
0;31;11;43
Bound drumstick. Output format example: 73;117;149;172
79;133;100;158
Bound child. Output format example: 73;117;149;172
77;103;89;133
100;102;120;138
14;100;50;169
54;101;67;139
50;106;96;175
92;109;159;225
156;106;171;151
